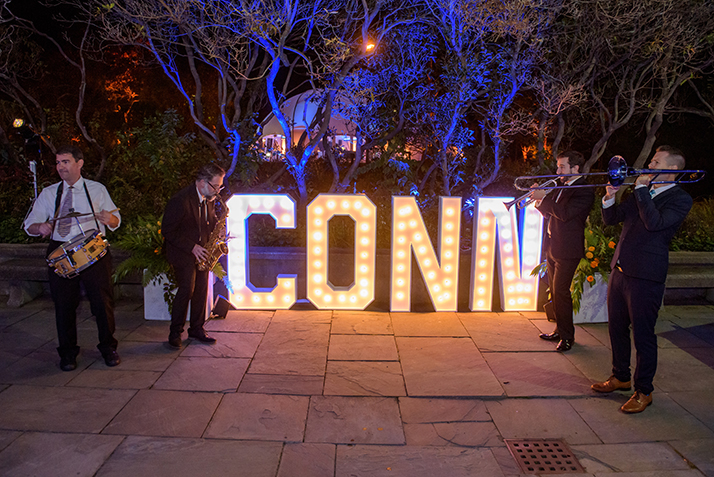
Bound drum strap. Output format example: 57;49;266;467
51;182;64;236
82;182;101;230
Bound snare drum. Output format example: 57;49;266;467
47;230;109;278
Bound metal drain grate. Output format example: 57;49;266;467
505;438;585;474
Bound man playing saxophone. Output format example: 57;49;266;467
162;163;226;349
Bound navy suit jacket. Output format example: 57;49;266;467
536;176;594;260
162;184;217;266
603;186;692;283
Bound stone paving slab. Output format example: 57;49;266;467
324;361;406;396
654;348;714;392
656;320;713;349
68;368;162;389
276;443;336;477
305;396;405;444
571;442;692;473
328;334;398;361
0;385;136;433
399;397;491;423
153;356;249;392
271;309;333;325
0;331;53;364
579;323;612;348
0;431;125;477
397;337;504;396
123;322;172;342
88;340;181;372
563;345;618;383
238;374;324;395
0;430;20;451
403;421;502;447
180;331;262;358
335;445;505;477
3;312;58;341
668;439;714;477
570;394;714;443
208;310;274;332
95;436;283;477
0;347;92;386
331;311;393;335
485;398;601;445
483;351;593;396
102;389;222;438
249;323;330;376
591;471;706;476
459;312;555;351
391;312;468;337
205;393;309;442
667;391;714;430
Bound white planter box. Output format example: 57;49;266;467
143;271;213;321
143;273;172;321
573;273;608;324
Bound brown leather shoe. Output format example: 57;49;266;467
620;391;652;413
591;375;632;393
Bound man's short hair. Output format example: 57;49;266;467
656;145;686;170
56;145;84;162
557;150;585;170
197;163;226;182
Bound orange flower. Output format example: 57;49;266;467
588;246;595;252
587;275;594;282
608;241;616;248
158;229;161;234
154;248;159;254
586;252;594;259
590;261;598;268
588;229;593;234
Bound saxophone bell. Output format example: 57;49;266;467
197;188;230;272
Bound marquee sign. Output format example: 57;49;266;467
226;194;544;312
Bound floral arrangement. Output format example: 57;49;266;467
570;225;617;313
531;222;617;314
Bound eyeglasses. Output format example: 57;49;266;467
207;181;224;192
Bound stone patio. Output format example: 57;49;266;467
1;296;713;476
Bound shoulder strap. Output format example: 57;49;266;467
83;181;101;230
51;182;64;236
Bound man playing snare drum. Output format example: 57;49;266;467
24;145;121;371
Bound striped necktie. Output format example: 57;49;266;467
57;185;74;237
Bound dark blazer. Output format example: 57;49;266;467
603;186;692;283
162;184;217;265
536;176;594;260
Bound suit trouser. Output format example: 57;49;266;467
546;254;580;341
607;268;665;395
47;243;117;359
169;259;209;337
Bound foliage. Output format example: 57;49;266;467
671;197;714;252
112;215;177;310
106;110;210;219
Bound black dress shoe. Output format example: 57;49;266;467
539;331;560;341
188;329;217;343
103;350;121;367
168;335;183;349
60;356;77;372
556;339;573;352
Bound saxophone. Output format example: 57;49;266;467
197;192;229;272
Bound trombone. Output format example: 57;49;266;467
514;156;706;192
504;179;558;210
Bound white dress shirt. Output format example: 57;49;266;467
24;177;121;241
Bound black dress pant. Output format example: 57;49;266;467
546;253;580;341
607;268;664;395
169;259;209;338
47;241;117;359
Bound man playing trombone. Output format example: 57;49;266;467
592;146;693;413
531;151;594;352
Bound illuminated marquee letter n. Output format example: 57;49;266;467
226;194;297;309
469;197;543;312
306;194;377;310
390;196;461;312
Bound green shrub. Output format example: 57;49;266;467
671;197;714;252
